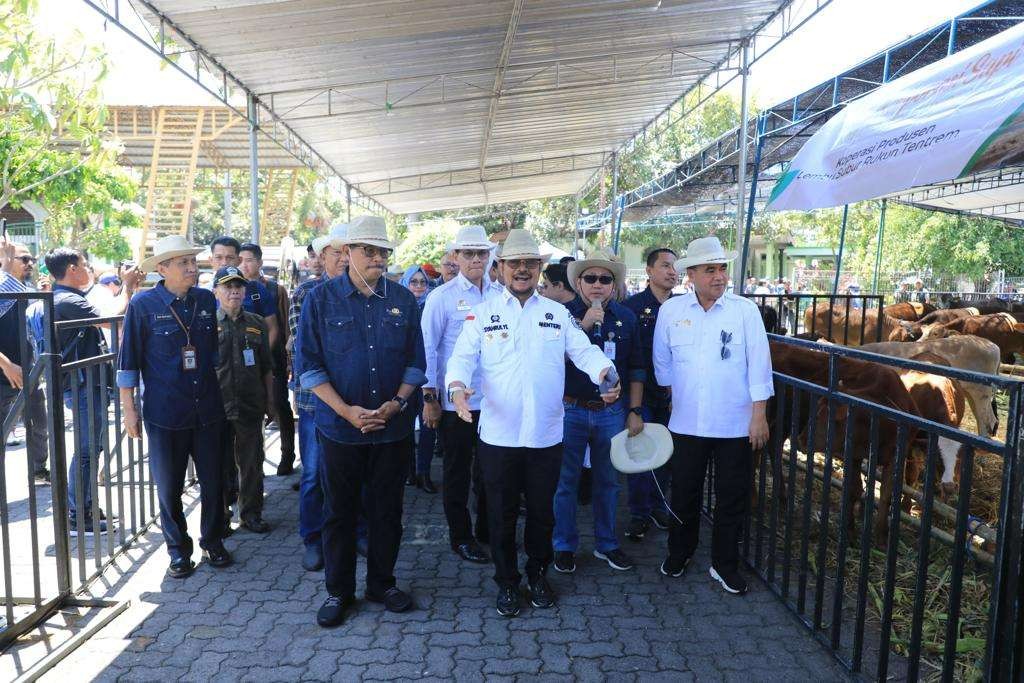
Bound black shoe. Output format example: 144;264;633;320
416;475;437;494
69;517;111;536
553;551;575;574
405;474;416;486
649;509;671;530
454;541;489;564
241;518;271;534
594;548;635;571
625;517;650;541
496;586;521;618
710;566;748;595
365;586;413;613
291;480;300;491
202;543;233;568
356;537;369;558
528;575;556;609
33;469;50;485
302;544;324;572
167;557;195;579
276;462;294;476
317;595;354;628
660;555;691;578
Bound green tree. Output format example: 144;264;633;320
393;218;460;269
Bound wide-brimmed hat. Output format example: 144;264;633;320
610;423;673;474
449;225;494;252
496;229;541;260
338;215;395;250
675;236;737;272
140;235;203;272
567;249;627;290
328;221;349;247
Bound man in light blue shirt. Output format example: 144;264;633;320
421;225;503;564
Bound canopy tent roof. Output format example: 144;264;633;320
111;0;815;215
580;0;1024;230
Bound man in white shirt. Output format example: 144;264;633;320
446;229;618;618
421;225;503;565
653;236;773;595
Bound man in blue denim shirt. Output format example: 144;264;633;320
118;235;231;579
553;252;646;576
296;215;426;628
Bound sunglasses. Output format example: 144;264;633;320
15;255;35;264
504;259;542;271
720;330;733;360
352;244;392;259
458;249;490;260
581;274;614;285
442;262;459;271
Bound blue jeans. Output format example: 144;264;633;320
627;404;672;519
553;401;625;553
64;386;108;520
298;408;324;548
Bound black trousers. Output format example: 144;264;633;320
668;433;752;574
478;440;562;589
319;433;409;599
439;410;488;548
272;347;296;465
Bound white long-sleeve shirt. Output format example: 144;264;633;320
653;291;774;438
421;272;504;411
446;287;612;448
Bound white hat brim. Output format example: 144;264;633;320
567;258;627;291
139;247;204;273
337;237;397;250
450;241;496;251
610;423;673;474
674;251;737;272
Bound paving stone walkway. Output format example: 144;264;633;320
37;439;852;682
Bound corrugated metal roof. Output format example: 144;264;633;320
136;0;789;214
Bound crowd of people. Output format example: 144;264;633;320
0;220;774;625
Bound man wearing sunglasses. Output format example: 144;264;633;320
652;236;773;595
296;215;426;627
446;229;619;618
421;225;502;565
552;251;645;575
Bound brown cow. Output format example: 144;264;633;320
920;313;1024;362
884;301;936;321
899;308;1024;341
803;303;904;345
771;341;919;544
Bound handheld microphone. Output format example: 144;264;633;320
590;298;603;338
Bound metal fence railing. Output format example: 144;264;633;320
744;294;887;345
723;335;1024;680
0;292;158;650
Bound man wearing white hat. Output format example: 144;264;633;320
446;229;619;618
287;222;349;572
421;225;503;565
652;236;773;594
296;215;426;627
118;235;232;579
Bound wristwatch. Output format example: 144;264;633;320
423;392;436;404
629;406;644;417
391;395;408;412
448;386;465;404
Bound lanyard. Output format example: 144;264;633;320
166;298;198;346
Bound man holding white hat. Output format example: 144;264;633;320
296;215;426;627
421;225;503;565
652;235;773;594
118;235;232;579
446;229;619;618
552;249;646;575
287;222;349;572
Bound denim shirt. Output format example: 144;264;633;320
116;282;226;429
296;273;426;445
563;297;645;401
623;286;676;408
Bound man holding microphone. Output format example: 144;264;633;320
446;229;619;618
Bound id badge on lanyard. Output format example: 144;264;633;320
167;300;199;372
182;345;198;371
243;347;256;366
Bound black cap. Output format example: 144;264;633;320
214;266;246;286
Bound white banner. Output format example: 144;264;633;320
768;21;1024;211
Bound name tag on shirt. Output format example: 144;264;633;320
456;299;471;311
243;348;256;366
603;341;616;359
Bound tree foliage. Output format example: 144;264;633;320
393;218;460;269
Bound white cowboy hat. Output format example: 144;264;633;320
328;221;349;246
567;249;627;291
495;229;541;260
311;235;332;254
675;236;737;272
140;235;203;273
448;225;494;252
610;423;673;474
338;215;395;250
